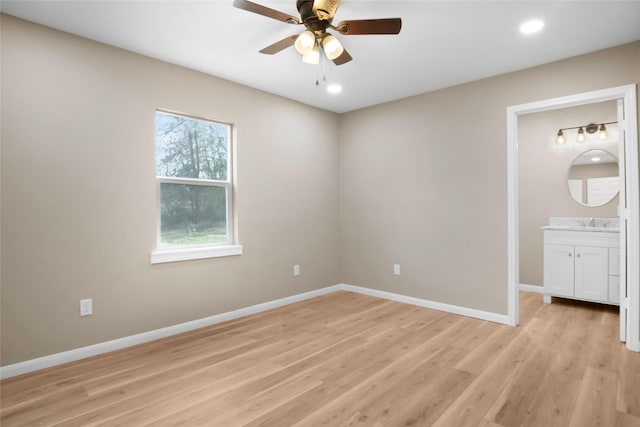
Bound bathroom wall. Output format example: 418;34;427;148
518;101;619;287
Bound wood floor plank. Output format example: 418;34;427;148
550;316;595;379
484;345;554;426
518;290;545;326
615;410;640;427
11;339;287;426
429;317;553;427
616;341;640;417
519;370;581;427
1;290;639;426
249;315;468;426
288;327;445;426
569;367;619;427
351;346;474;426
454;323;520;375
588;322;622;373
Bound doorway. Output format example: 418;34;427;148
506;84;639;351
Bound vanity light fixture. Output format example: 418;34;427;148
555;121;617;144
599;124;608;140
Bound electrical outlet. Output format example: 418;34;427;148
293;264;300;276
80;298;93;316
393;264;401;275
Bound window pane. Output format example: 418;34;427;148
159;183;227;245
155;111;228;181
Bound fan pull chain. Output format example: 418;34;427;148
322;50;327;82
315;46;328;87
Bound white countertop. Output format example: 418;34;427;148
541;225;620;232
543;217;620;233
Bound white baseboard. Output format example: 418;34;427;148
0;285;341;380
1;283;510;379
519;283;544;293
340;284;510;325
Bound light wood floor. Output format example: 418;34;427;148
1;291;639;426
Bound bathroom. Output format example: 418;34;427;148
518;100;620;305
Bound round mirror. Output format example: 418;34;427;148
567;149;619;207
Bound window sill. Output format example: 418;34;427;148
151;244;243;264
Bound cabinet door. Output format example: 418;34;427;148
574;246;609;302
544;244;574;297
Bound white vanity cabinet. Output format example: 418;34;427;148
609;247;621;304
543;230;619;305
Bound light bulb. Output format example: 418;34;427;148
556;129;566;145
295;31;316;54
577;127;585;143
302;45;320;64
322;35;344;60
599;124;608;140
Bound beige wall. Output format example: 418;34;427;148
0;15;340;365
518;102;618;287
338;41;640;315
2;13;640;366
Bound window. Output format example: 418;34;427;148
151;111;241;263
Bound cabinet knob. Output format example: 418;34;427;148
577;253;581;258
569;253;572;257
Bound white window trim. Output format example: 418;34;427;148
151;110;241;264
151;244;243;264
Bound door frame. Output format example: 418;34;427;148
506;84;639;351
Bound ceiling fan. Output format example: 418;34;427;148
233;0;402;66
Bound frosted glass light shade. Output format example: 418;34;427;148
322;35;344;60
599;124;608;140
302;45;320;64
295;31;316;54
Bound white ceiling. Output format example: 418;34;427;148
2;1;640;113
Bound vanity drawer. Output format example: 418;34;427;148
543;230;619;247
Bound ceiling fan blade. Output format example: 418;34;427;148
336;18;402;35
259;35;299;55
332;48;352;65
233;0;301;24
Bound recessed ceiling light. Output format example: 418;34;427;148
327;84;342;94
591;157;601;162
520;19;545;35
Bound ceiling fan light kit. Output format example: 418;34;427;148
233;0;402;66
322;34;344;60
294;30;316;54
302;45;320;64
